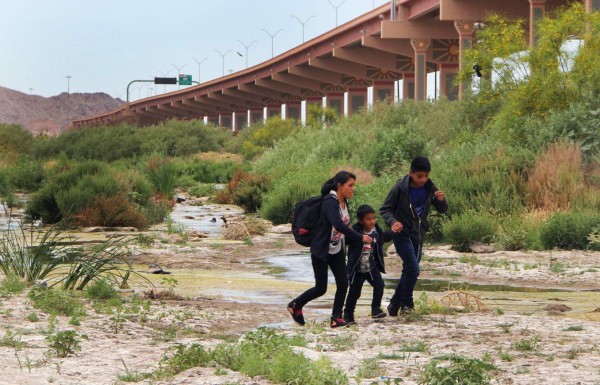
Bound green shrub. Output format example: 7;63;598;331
540;210;600;249
443;212;497;251
28;288;85;317
0;274;27;296
46;330;85;357
146;155;178;199
495;215;528;251
84;279;118;300
155;343;211;379
216;171;270;213
418;354;496;385
260;168;330;224
0;124;33;155
188;183;216;197
6;158;45;191
26;160;153;227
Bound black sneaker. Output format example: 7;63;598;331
331;316;348;328
343;314;356;325
387;303;399;317
371;308;387;319
287;301;305;326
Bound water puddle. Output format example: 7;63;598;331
0;202;25;231
169;202;243;237
264;251;572;293
388;278;571;293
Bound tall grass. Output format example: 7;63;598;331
0;222;149;290
528;142;584;210
0;224;76;285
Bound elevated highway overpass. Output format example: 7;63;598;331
73;0;596;130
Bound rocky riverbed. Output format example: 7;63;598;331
1;200;599;385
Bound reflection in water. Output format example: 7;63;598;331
0;203;22;231
169;203;243;237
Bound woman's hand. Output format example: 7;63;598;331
362;234;373;244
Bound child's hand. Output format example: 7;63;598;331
434;190;446;202
391;221;403;232
362;234;373;244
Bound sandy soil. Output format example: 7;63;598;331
1;208;599;385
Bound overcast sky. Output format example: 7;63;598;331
1;0;388;100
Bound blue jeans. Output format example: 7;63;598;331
294;250;348;317
389;234;422;309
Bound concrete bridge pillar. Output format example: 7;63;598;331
401;73;415;100
373;81;395;104
286;102;301;121
529;0;546;47
235;110;247;131
410;39;431;100
439;64;459;101
266;104;281;119
348;88;368;115
586;0;600;12
326;93;345;117
454;21;475;100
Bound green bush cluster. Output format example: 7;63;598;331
155;328;346;384
442;212;497;251
25;160;154;228
540;210;600;249
216;171;271;213
32;120;235;161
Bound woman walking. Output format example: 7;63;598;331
287;171;372;328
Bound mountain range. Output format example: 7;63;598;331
0;86;124;135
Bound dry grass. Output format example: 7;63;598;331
438;291;488;312
198;151;243;163
527;142;584;210
331;166;375;185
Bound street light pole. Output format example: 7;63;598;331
192;56;208;83
291;15;314;43
65;75;72;94
156;70;171;93
172;64;186;89
261;28;283;58
215;49;232;77
327;0;347;27
237;40;256;68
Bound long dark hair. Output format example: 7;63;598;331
320;170;357;196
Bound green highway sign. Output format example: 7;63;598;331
178;74;192;85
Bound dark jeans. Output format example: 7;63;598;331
389;234;422;309
294;250;348;317
343;268;385;316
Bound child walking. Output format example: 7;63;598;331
343;204;393;325
380;157;448;316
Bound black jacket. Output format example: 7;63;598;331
379;175;448;244
310;193;364;260
346;223;393;281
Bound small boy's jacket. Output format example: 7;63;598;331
346;223;393;281
380;174;448;244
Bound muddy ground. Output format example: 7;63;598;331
1;205;599;385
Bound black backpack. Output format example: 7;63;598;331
291;195;324;247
